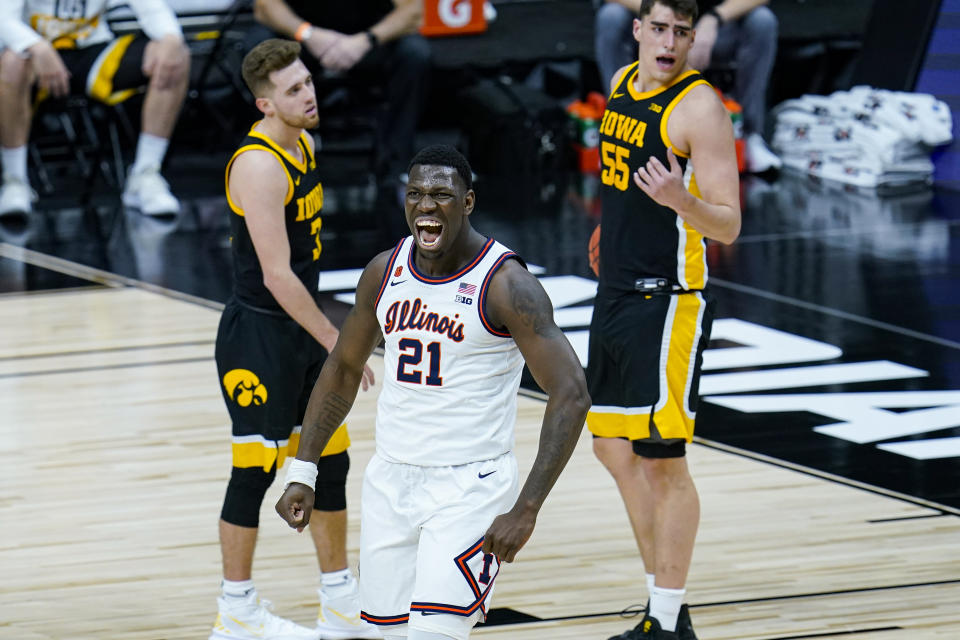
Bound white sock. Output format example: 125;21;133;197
131;133;169;175
649;585;685;632
222;578;255;599
645;573;656;601
321;568;354;598
1;146;28;183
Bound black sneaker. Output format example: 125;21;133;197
608;613;680;640
678;604;698;640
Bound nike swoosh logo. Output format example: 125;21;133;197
295;177;301;186
613;92;625;98
390;280;407;286
478;471;496;479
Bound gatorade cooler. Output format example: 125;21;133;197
421;0;487;36
568;92;606;174
716;89;746;173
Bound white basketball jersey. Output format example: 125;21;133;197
374;236;525;466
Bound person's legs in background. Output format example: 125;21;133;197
712;6;781;172
0;49;38;216
122;35;190;215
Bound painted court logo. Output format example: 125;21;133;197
222;369;268;407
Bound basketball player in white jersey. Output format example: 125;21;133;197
277;144;591;640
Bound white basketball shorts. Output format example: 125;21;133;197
358;451;519;639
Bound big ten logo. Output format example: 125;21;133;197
421;0;487;36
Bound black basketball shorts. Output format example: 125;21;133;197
586;289;715;447
215;299;350;472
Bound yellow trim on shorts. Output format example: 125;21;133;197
588;293;706;444
587;409;653;440
650;293;704;441
231;424;351;471
89;34;138;105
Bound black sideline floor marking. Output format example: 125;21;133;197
0;357;212;379
484;579;958;628
0;340;215;362
0;243;224;311
868;513;952;523
758;628;900;640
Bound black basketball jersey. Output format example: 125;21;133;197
225;125;324;312
597;64;712;294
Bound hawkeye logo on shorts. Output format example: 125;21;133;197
223;369;268;407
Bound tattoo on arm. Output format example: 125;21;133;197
302;391;353;457
318;392;352;433
508;278;554;337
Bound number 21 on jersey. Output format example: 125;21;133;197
397;338;443;386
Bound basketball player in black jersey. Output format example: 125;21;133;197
587;2;741;639
211;39;379;640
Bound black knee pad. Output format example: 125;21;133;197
221;466;276;527
314;450;350;512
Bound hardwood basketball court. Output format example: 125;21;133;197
1;259;958;639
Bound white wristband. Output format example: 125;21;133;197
284;458;318;490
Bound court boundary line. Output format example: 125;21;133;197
710;277;960;351
0;340;216;362
0;243;224;311
483;577;960;627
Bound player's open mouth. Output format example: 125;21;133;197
416;218;443;248
305;106;316;116
656;56;675;69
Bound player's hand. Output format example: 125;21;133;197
142;35;189;90
28;41;70;98
482;507;537;563
276;483;315;532
320;33;370;72
360;363;375;391
689;15;718;70
633;148;689;212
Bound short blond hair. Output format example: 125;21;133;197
241;38;302;97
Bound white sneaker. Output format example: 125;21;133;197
210;590;320;640
122;165;181;216
745;133;782;173
316;579;382;640
0;178;37;216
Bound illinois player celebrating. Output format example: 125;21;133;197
277;145;590;640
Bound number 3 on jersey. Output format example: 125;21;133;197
600;141;631;191
397;338;443;386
